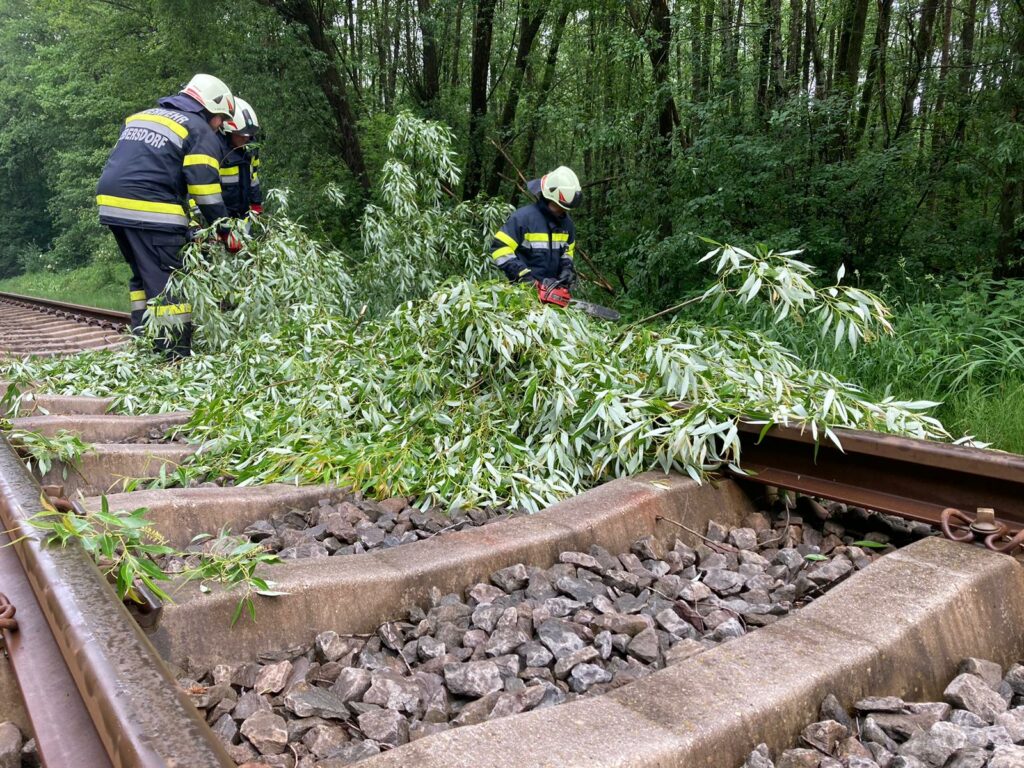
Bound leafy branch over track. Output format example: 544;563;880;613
5;494;284;625
1;114;946;512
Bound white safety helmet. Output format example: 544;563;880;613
540;166;582;210
181;74;235;118
224;97;260;137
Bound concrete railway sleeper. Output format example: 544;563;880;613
2;371;1024;764
177;504;914;765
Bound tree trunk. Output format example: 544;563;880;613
628;0;678;234
878;15;891;146
770;0;785;99
417;0;440;108
377;0;389;108
756;0;772;118
523;2;570;169
463;0;498;199
450;0;465;88
691;0;705;101
719;0;738;95
732;0;745;111
933;0;953;115
786;0;803;89
346;0;357;76
853;0;892;144
802;0;816;91
486;0;547;196
825;25;836;94
386;0;402;108
894;0;940;140
834;0;869;97
262;0;370;191
952;0;978;144
701;3;714;94
647;0;679;143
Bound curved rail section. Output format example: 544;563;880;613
0;435;233;767
0;291;130;327
0;291;129;357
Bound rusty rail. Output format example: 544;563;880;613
731;420;1024;548
0;291;130;330
0;435;233;767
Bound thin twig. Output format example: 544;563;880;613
425;520;468;539
795;566;855;604
575;246;617;295
614;294;705;342
489;138;531;194
759;504;792;548
352;303;368;333
655;515;737;553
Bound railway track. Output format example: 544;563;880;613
0;291;129;358
2;301;1024;767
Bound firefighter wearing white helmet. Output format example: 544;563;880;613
96;73;242;358
490;165;582;286
219;97;264;218
182;73;236;118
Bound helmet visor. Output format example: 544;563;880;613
555;189;582;210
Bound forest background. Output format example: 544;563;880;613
0;0;1022;449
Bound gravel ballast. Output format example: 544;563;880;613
743;658;1024;768
0;722;37;768
182;507;908;766
161;494;524;570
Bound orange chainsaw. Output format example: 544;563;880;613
536;279;620;321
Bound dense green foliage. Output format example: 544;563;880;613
0;0;1020;299
0;259;131;310
1;117;946;510
0;0;1020;498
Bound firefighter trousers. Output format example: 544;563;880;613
109;225;193;359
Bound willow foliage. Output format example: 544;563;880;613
2;115;946;512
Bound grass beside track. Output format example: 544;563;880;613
0;261;129;311
935;379;1024;455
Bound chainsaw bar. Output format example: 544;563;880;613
570;299;621;321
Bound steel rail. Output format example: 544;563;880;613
0;526;112;767
730;420;1024;540
0;435;233;768
0;291;130;329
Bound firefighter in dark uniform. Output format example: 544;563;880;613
219;97;263;219
96;73;242;358
490;166;582;287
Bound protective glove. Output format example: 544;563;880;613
219;229;245;254
249;204;263;216
516;270;540;285
557;262;577;290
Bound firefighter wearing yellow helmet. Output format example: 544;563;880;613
489;166;582;287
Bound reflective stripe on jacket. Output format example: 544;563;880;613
490;200;576;282
219;140;263;218
96;94;229;233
